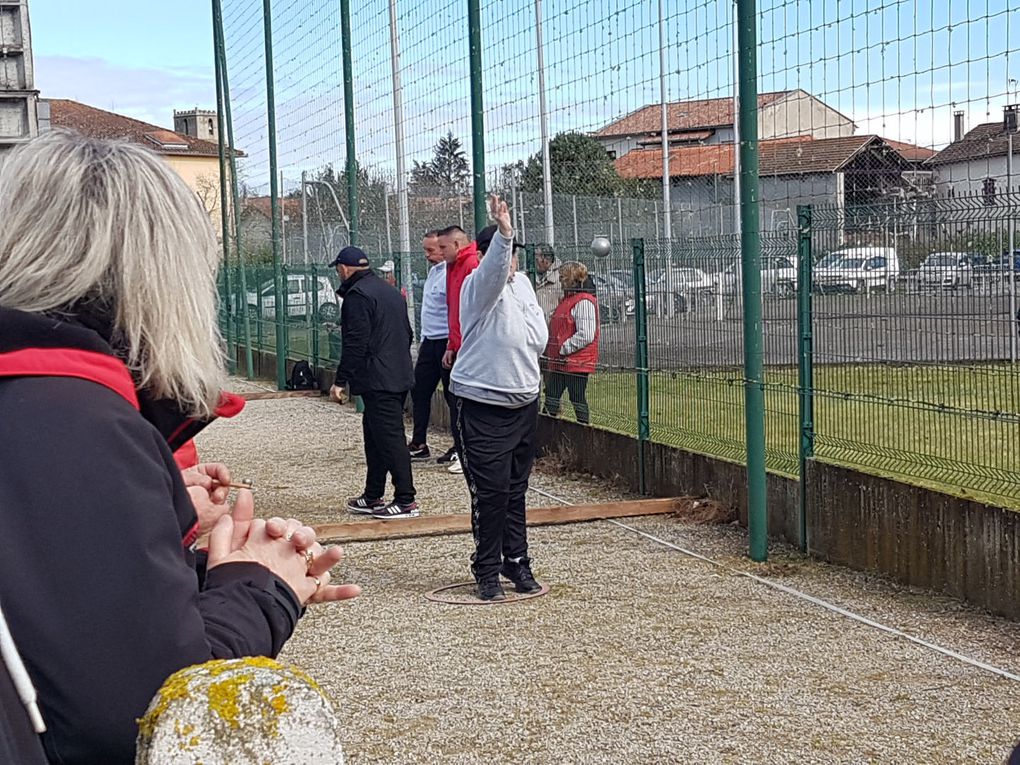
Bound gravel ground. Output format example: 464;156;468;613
195;378;1020;764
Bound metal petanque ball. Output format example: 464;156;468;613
590;237;612;258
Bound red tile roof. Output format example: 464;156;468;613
243;196;303;220
883;138;936;162
595;92;792;137
615;135;899;179
47;99;226;157
927;122;1014;165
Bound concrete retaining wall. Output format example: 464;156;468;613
431;393;1018;619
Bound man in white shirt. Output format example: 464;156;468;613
408;231;461;467
452;196;549;601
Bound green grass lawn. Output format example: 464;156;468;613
227;311;1020;509
578;364;1020;509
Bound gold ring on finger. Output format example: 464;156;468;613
302;550;315;569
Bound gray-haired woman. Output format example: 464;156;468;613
0;131;360;763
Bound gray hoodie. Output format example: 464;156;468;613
450;230;549;407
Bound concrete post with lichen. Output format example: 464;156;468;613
135;657;344;764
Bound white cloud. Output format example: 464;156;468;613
34;55;215;129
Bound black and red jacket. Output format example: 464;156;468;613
0;307;301;765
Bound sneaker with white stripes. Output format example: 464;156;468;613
447;453;463;474
346;496;385;515
371;500;420;520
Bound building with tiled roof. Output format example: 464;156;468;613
45;99;234;237
928;112;1020;202
593;89;856;161
614;134;920;236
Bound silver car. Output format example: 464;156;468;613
918;252;974;290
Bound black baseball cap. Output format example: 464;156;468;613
329;246;369;267
475;225;523;255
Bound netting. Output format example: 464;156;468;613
216;0;1020;509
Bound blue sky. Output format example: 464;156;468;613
30;0;1020;194
31;0;215;125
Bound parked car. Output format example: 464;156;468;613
917;252;974;289
643;267;713;314
716;256;798;296
975;250;1020;281
245;274;341;322
589;273;630;324
813;247;900;293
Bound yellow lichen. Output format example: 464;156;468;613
269;693;289;715
136;669;193;740
206;673;253;729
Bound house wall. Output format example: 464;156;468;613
165;155;226;239
934;156;1019;198
761;91;854;140
670;172;839;236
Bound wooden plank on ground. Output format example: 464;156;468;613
239;390;323;401
314;497;677;544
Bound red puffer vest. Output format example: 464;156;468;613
544;291;599;374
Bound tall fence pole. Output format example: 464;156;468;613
534;0;554;245
737;0;767;561
467;0;486;228
632;239;650;495
388;0;415;336
657;0;671;241
211;3;235;375
213;0;253;379
796;205;814;554
340;0;359;247
262;0;286;389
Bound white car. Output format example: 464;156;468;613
814;247;900;293
716;256;798;296
246;274;341;322
918;252;974;290
641;267;713;314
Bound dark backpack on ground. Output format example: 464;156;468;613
287;360;317;390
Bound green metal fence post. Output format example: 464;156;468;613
311;263;321;372
632;238;651;495
737;0;767;562
525;244;537;288
211;13;235;375
213;0;253;379
261;0;287;389
467;0;486;229
340;0;359;246
796;205;815;554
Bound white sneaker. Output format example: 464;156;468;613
447;453;463;474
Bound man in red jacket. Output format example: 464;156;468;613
438;225;479;371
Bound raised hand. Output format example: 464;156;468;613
489;194;513;238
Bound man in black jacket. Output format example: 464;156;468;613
329;246;419;519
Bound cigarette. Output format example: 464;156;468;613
216;480;256;492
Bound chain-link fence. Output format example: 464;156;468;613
212;0;1020;512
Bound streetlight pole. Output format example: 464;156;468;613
301;170;308;266
658;0;671;242
388;0;414;330
535;0;555;246
1009;127;1017;364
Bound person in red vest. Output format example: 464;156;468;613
438;225;479;372
542;262;600;424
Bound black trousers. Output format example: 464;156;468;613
455;397;538;581
361;390;416;504
410;337;461;451
544;371;591;424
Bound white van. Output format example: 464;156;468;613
813;247;900;293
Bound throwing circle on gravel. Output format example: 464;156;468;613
424;581;550;605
